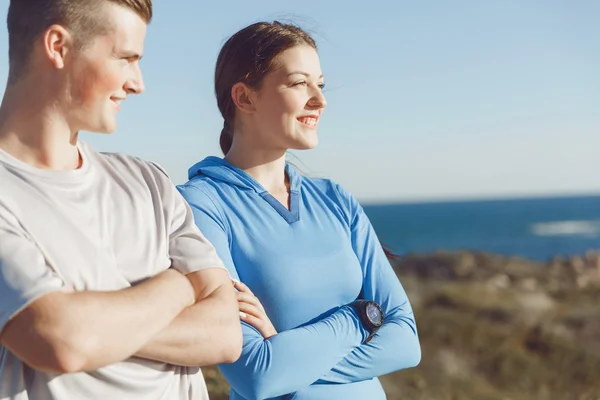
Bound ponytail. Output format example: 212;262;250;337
219;121;233;155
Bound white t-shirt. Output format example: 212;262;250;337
0;142;224;400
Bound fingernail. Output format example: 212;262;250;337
239;312;247;318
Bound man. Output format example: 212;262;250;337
0;1;242;399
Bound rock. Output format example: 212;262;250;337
486;274;511;290
523;291;555;310
517;278;538;291
453;252;477;278
576;274;591;289
570;256;585;273
436;349;471;380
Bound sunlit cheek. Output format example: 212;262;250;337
285;93;304;112
73;65;122;109
277;97;301;128
68;69;93;108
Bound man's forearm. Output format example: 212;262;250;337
5;268;196;373
135;283;242;366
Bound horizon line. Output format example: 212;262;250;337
360;191;600;207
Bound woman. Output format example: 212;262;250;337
178;21;421;400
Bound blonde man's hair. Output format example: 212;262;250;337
7;0;152;82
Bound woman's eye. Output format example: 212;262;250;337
293;81;307;86
318;83;326;90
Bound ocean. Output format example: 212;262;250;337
363;195;600;261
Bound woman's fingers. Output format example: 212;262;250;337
239;311;263;327
234;280;253;295
237;292;259;305
234;281;268;313
238;301;264;319
239;311;277;339
236;291;266;313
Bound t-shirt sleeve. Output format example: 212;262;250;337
0;210;65;334
149;163;226;275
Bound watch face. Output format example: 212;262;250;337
366;303;383;326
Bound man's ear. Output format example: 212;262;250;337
231;82;257;114
42;24;73;69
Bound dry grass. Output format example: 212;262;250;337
203;252;600;400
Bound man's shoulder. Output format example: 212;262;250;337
79;144;176;204
91;150;157;172
83;143;170;181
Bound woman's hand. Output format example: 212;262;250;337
235;280;278;339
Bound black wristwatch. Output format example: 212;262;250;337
350;300;384;344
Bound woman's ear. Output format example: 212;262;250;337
231;82;257;114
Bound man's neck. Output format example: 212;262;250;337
0;81;81;171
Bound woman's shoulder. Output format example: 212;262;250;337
300;175;361;223
301;175;355;203
177;176;224;214
177;156;232;200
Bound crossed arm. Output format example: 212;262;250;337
135;267;242;367
233;232;420;396
0;267;190;374
0;262;241;374
311;185;422;385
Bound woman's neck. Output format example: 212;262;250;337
224;141;289;195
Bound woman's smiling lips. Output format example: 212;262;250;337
296;114;319;128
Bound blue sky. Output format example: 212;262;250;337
0;1;598;203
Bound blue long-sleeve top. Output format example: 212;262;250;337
177;157;420;400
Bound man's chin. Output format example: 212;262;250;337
88;123;117;135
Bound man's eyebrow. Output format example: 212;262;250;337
287;71;324;79
119;51;143;60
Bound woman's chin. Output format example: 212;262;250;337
290;141;318;151
289;133;319;150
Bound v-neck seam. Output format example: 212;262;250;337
260;190;300;224
198;157;302;224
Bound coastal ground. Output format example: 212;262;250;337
203;251;600;400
